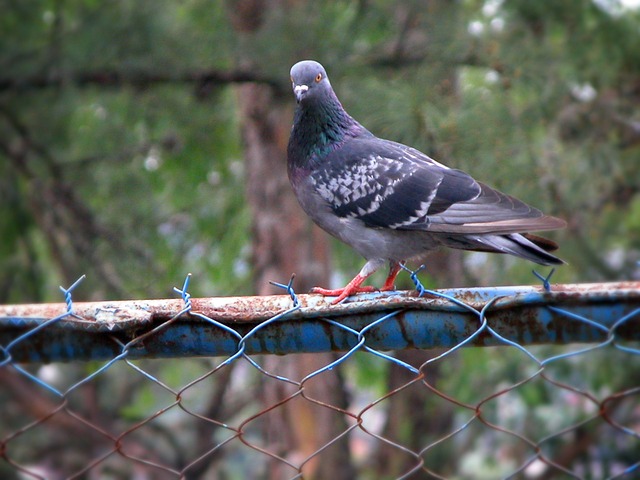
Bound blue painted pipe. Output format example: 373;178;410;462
1;282;638;362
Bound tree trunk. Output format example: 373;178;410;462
237;79;356;480
230;3;356;478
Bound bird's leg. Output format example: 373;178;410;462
380;261;404;291
311;258;384;304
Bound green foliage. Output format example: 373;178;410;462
3;0;638;302
1;1;639;475
348;350;390;397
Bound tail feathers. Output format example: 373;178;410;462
474;233;565;266
521;233;560;252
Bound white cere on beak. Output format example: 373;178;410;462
294;84;309;101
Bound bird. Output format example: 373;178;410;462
286;60;566;304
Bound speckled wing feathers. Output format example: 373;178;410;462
310;137;559;234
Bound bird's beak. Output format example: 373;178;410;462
293;84;309;102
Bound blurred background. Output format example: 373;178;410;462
1;0;639;478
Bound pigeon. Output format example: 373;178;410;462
287;60;565;304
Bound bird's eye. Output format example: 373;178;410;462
315;73;322;83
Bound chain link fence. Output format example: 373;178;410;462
1;270;639;479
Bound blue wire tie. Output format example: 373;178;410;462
59;274;86;314
400;264;428;296
173;273;193;311
269;274;300;307
532;268;555;292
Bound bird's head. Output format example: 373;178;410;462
290;60;331;104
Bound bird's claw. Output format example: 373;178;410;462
311;285;377;304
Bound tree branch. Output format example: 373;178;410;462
0;69;286;96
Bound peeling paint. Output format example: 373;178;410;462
1;282;639;362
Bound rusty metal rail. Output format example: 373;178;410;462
1;281;639;363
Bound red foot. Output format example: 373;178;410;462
311;285;377;296
311;274;375;304
312;261;405;304
311;285;376;304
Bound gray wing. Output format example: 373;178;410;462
311;137;565;234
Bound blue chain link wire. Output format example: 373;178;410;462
526;267;640;479
1;270;639;479
0;275;87;394
396;265;640;480
270;274;301;308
